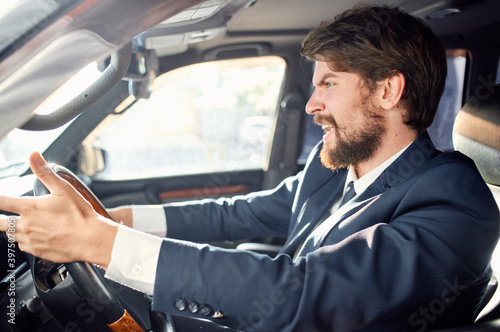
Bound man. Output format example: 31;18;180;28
1;5;499;332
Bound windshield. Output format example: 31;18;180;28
0;1;19;13
0;0;76;60
0;127;68;178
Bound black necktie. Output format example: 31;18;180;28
292;181;358;260
339;181;356;207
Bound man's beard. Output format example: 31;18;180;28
315;106;386;171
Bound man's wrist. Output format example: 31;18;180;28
107;206;133;227
86;217;120;269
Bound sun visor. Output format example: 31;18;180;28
0;31;113;135
0;0;206;138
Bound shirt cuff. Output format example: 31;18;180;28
131;205;167;237
104;225;163;295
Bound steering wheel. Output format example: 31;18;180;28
31;164;151;332
31;163;236;332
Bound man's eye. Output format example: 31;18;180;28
326;82;334;87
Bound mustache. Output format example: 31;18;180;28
314;114;338;130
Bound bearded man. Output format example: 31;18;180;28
1;5;499;332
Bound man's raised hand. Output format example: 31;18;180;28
0;151;118;268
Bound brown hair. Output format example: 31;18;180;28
301;5;447;132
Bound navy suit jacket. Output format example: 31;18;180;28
151;132;500;332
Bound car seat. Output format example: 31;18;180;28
452;83;500;323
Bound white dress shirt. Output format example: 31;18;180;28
105;143;411;295
131;205;167;237
105;205;165;295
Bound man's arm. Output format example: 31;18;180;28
149;159;500;332
108;205;167;237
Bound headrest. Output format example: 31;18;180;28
453;84;500;186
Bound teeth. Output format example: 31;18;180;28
322;125;332;134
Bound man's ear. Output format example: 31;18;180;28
379;72;405;110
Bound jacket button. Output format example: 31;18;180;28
212;310;224;319
199;305;212;316
174;298;187;311
188;301;199;313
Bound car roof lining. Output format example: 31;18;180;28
147;0;500;75
4;0;500;137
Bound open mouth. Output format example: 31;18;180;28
322;125;333;135
321;124;335;141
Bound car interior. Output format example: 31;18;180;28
0;0;499;331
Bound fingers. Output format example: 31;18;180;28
29;152;67;195
0;215;23;252
0;214;17;234
0;151;70;214
0;194;31;216
29;152;88;205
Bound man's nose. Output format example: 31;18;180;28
305;90;324;115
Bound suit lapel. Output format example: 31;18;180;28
281;168;346;256
291;131;440;255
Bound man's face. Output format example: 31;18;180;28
306;61;386;170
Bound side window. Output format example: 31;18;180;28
82;56;286;180
427;49;467;151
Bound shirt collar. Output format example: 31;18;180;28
345;141;412;195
